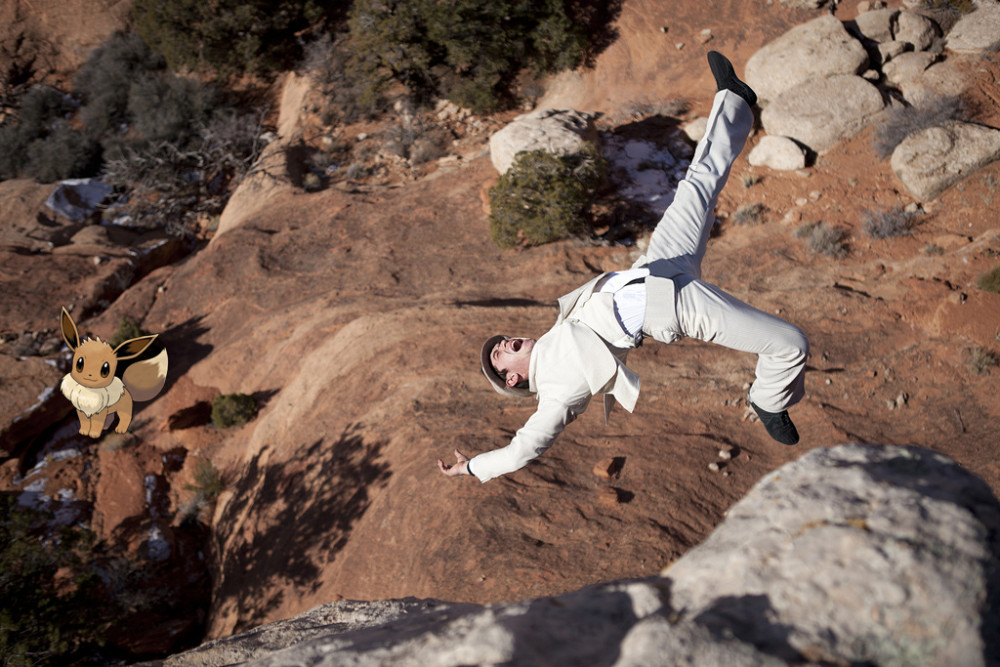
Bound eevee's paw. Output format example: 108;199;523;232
114;425;129;434
79;427;89;436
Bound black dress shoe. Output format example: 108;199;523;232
748;395;800;445
707;51;757;107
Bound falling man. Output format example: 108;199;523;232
439;52;809;483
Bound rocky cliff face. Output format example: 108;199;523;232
1;0;1000;660
150;444;1000;666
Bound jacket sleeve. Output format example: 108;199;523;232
468;395;585;482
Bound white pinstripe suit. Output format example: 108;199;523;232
471;90;809;483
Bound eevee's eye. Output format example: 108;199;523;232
75;356;85;372
101;361;110;377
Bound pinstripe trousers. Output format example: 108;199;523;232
641;90;809;413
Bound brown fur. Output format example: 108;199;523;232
59;307;167;439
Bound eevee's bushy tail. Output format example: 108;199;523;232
123;347;168;402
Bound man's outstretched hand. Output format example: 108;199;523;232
437;449;471;477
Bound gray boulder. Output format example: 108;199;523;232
946;4;1000;53
488;109;599;175
895;10;938;51
157;444;1000;666
891;120;1000;200
745;15;869;105
748;135;807;171
882;51;938;86
899;55;979;106
761;74;885;153
853;8;897;43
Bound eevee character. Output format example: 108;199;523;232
59;307;168;439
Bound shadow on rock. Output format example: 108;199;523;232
211;424;392;632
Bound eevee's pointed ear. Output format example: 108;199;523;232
113;334;158;361
60;307;80;350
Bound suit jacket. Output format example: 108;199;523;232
470;261;683;482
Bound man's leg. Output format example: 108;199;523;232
674;278;808;440
645;91;753;278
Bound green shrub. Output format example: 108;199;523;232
862;205;917;239
347;0;587;113
301;33;380;126
796;220;848;257
16;85;74;136
0;495;104;664
24;124;102;182
127;74;220;147
0;84;79;181
185;458;225;500
109;316;151;348
211;392;257;428
74;31;167;137
133;0;330;76
489;145;606;249
978;265;1000;293
0;123;31;180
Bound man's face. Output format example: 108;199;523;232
491;337;535;385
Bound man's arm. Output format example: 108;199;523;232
437;450;474;477
459;396;583;482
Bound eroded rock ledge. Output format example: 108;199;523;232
152;443;1000;667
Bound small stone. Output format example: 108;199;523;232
795;197;809;207
826;378;833;385
675;42;685;50
718;449;733;461
593;457;624;479
722;470;731;477
809;190;822;201
896;392;908;408
661;26;669;33
708;462;720;472
886;399;896;410
857;0;871;12
698;29;713;44
598;486;621;506
92;256;102;266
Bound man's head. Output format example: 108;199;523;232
480;335;535;398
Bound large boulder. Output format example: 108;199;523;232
946;4;1000;53
747;135;807;171
157;444;1000;666
853;8;897;43
761;75;885;153
745;15;869;105
895;10;938;51
891;120;1000;200
898;55;979;106
488;109;599;175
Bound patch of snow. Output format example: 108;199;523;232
602;133;690;219
50;448;82;463
145;525;171;562
145;474;157;506
18;478;47;509
45;178;112;222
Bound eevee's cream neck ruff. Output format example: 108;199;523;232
61;375;125;417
